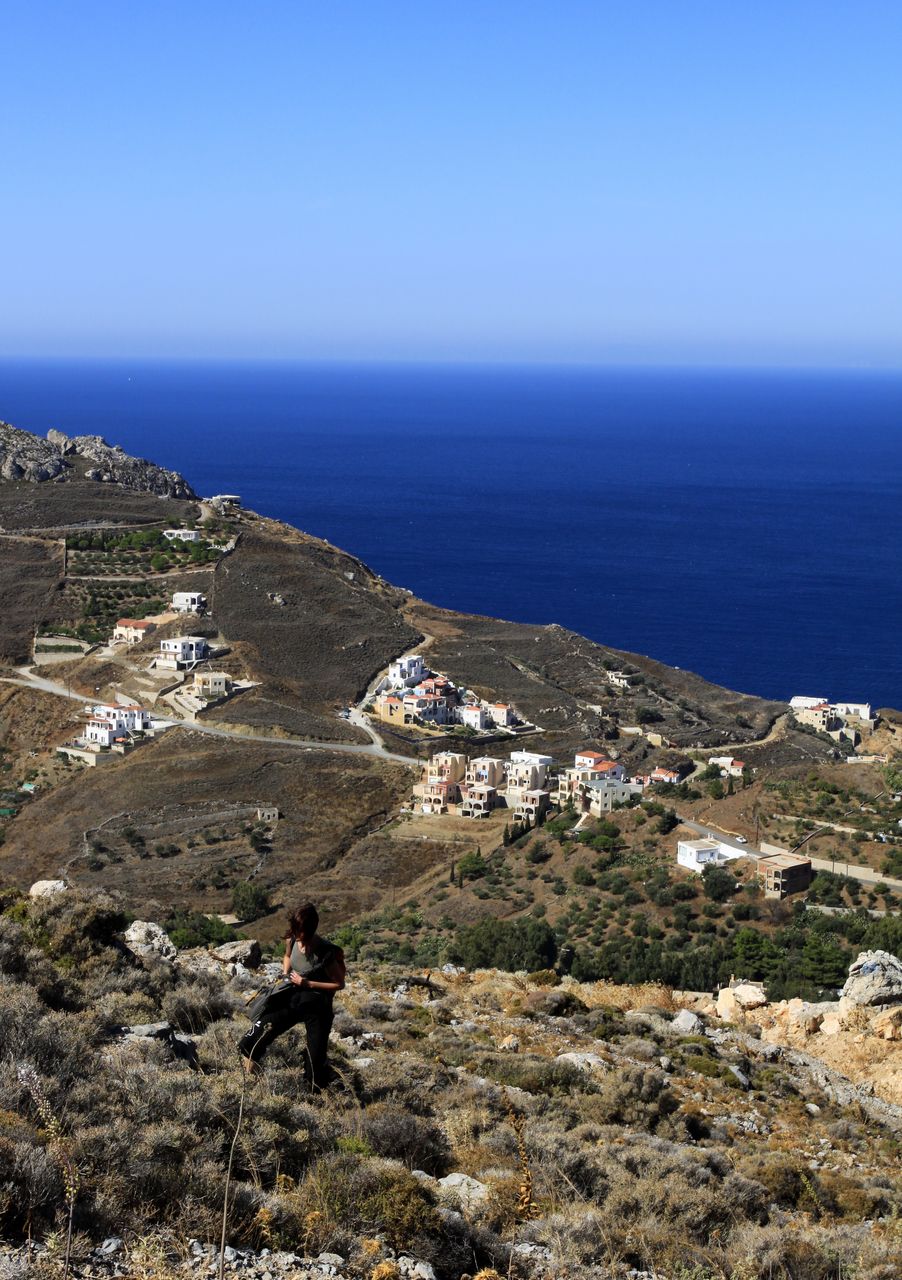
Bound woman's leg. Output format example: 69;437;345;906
299;1005;335;1085
238;1006;301;1065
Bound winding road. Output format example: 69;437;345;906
0;667;418;768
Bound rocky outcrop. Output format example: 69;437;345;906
0;423;68;482
0;421;196;498
64;432;196;498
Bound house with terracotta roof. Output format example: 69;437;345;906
113;618;156;645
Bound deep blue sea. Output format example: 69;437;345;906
1;360;900;710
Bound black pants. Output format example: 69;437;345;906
238;998;334;1084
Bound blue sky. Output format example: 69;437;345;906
2;2;900;364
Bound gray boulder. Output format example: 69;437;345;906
841;950;902;1007
672;1008;703;1035
211;939;262;968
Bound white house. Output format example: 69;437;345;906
387;654;426;687
507;758;548;791
579;777;643;816
510;751;553;769
708;756;747;778
163;528;202;543
790;695;828;711
459;704;488;731
83;718;120;747
607;670;636;689
172;591;206;614
158;636;209;668
81;703;151;747
676;838;745;874
402;692;449;724
486;703;515;727
833;702;873;722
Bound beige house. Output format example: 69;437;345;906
113;618;156;645
460;782;499;819
424;752;467;785
412;779;459;813
512;789;550;824
375;693;405;724
465;757;506;787
193;670;230;698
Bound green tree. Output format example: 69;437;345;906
701;864;735;902
453;918;558;972
231;881;271;920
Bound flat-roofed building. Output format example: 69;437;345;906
756;851;812;899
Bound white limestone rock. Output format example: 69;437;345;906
124;920;177;961
841;950;902;1008
437;1172;489;1213
28;879;68;899
671;1008;703;1035
556;1051;607;1072
211;939;262;968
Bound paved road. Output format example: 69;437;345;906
0;667;418;768
681;818;902;891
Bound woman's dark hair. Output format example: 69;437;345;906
286;901;319;940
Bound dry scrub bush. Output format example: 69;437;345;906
342;1101;451;1175
583;1064;679;1131
285;1154;440;1255
161;974;238;1033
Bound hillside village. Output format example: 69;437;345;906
0;427;900;1280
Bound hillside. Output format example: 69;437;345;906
0;885;901;1280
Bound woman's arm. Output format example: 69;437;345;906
282;937;293;977
289;947;346;993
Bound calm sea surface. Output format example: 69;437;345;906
1;361;900;709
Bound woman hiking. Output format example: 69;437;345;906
238;901;346;1087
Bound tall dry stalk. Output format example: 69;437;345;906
17;1063;80;1280
219;1055;251;1280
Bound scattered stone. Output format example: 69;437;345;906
124;920;177;961
437;1172;489;1212
806;1102;821;1116
727;1065;750;1089
397;1258;437;1280
28;879;68;899
556;1051;607;1072
317;1253;345;1266
871;1007;902;1040
97;1237;123;1256
671;1008;703;1035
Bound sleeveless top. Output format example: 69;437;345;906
289;934;338;985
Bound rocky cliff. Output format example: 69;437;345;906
0;421;196;498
